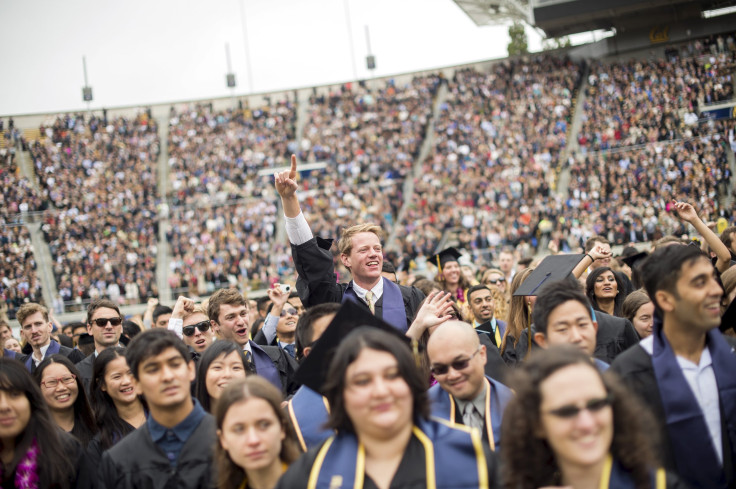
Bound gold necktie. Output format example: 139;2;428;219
365;291;375;314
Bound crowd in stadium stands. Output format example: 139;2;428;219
565;124;732;247
28;113;160;310
0;225;43;320
166;103;295;292
1;142;47;220
167;200;278;294
295;76;440;239
577;33;735;153
397;57;581;262
2;38;736;313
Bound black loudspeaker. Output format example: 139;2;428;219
82;87;93;102
366;55;376;70
226;74;236;88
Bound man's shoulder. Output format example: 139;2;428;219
105;424;152;463
596;311;626;332
59;345;85;363
75;352;95;372
610;343;652;376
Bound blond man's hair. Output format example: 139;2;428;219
337;223;384;257
16;303;49;326
183;304;207;322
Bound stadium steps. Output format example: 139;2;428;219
386;81;449;251
26;221;59;310
22;128;42;143
16;140;43;194
294;88;310;147
556;63;590;198
154;112;172;303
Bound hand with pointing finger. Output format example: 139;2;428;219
274;154;299;199
275;154;303;218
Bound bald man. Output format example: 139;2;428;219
426;321;513;450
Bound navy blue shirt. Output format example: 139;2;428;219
147;398;206;467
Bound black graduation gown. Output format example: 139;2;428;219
276;434;498;489
503;312;639;366
291;237;425;327
611;340;736;487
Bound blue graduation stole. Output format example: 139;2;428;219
427;376;513;451
651;323;736;489
306;417;489;489
250;341;282;391
604;454;666;489
24;339;61;371
342;277;408;332
287;385;333;451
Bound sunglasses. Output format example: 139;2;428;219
430;347;481;376
280;307;298;317
485;278;505;284
544;394;614;419
183;320;210;337
93;317;122;327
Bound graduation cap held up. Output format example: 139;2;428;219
513;254;584;297
513;253;584;354
619;250;648;269
294;300;415;394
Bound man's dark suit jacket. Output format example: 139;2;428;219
291;237;425;328
610;337;736;487
503;311;639;366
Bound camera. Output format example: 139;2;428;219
277;283;291;294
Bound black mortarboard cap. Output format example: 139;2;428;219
294;300;411;394
513;254;584;296
78;333;95;346
430;247;462;275
721;297;736;334
620;250;648;268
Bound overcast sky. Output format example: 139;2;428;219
0;0;549;116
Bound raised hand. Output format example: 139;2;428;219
172;296;196;319
274;154;299;198
672;201;699;223
406;291;455;340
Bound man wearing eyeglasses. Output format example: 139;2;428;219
75;298;125;392
426;321;513;450
168;296;213;355
16;302;85;373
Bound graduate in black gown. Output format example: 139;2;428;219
276;316;498;489
274;155;424;332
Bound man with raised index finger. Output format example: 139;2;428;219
274;155;424;331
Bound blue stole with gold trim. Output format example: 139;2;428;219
24;339;60;371
307;417;488;489
287;385;332;451
342;277;407;332
427;376;513;450
605;455;666;488
651;323;736;489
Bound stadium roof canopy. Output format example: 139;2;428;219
453;0;736;38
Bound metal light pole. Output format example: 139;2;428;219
225;43;237;106
238;0;255;93
81;56;93;113
343;0;359;84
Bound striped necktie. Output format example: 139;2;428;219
365;291;375;314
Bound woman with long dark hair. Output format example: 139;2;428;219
215;377;300;489
195;340;248;413
35;354;96;447
82;347;147;487
586;267;627;317
501;346;686;489
0;358;80;488
276;327;497;489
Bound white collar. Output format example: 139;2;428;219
351;278;384;301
